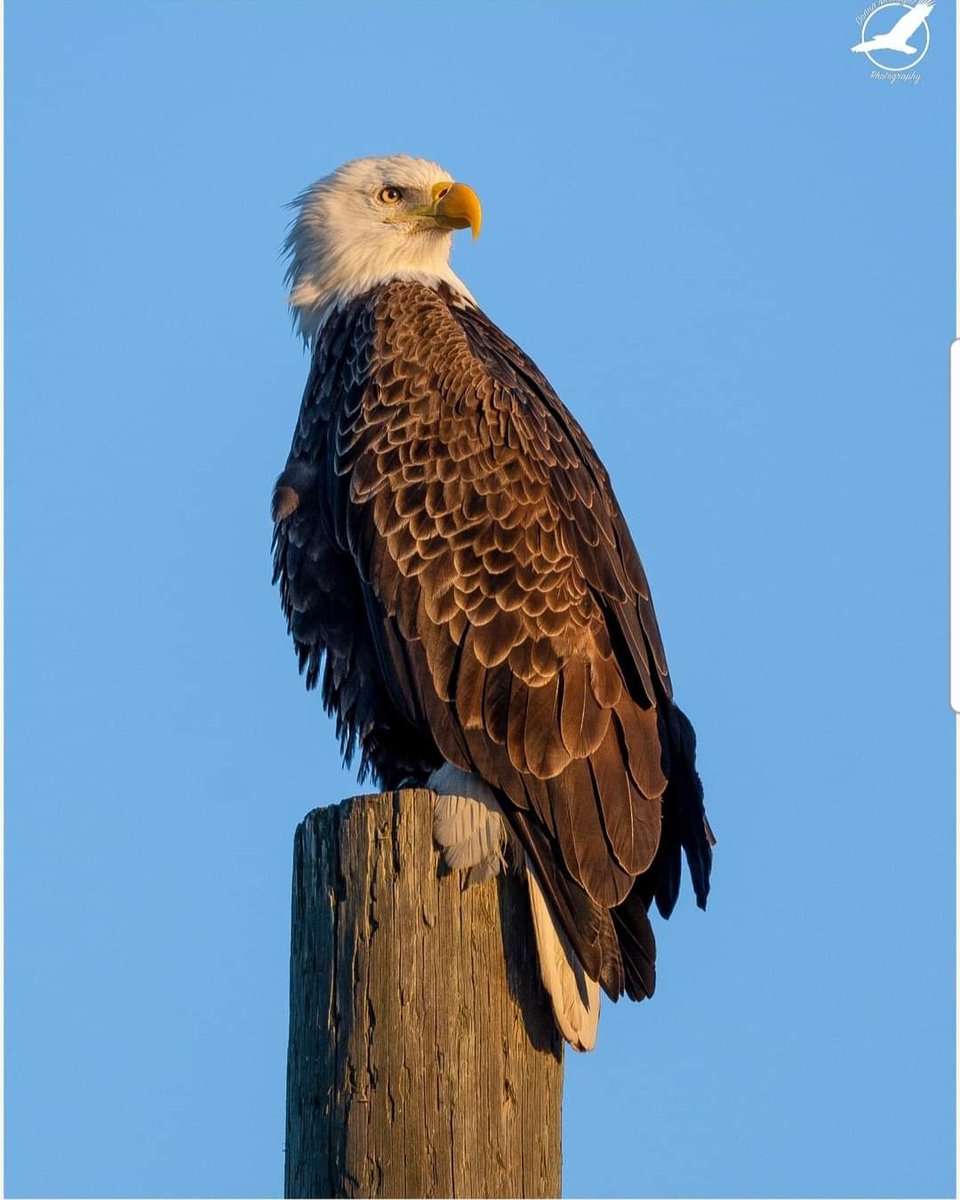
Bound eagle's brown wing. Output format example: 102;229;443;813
274;279;710;998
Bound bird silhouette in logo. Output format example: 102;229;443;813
851;1;934;55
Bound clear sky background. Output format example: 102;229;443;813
4;1;955;1196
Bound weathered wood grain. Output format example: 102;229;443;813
285;789;563;1198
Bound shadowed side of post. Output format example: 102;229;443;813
284;789;563;1199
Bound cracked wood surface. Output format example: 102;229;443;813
285;789;563;1198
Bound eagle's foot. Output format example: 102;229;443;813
428;763;508;886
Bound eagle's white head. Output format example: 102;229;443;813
284;154;481;342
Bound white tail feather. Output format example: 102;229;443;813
526;860;600;1052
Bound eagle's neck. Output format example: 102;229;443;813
287;230;476;344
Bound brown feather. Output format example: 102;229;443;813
614;703;668;799
588;733;659;877
454;633;487;732
522;676;568;778
482;660;513;745
559;655;610;758
551;758;634;907
589;649;623;709
471;606;523;668
506;674;530;774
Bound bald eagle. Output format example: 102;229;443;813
273;155;713;1050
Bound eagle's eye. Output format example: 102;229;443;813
378;186;403;204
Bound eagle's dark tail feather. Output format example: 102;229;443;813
633;702;712;921
610;888;657;1001
611;703;712;1000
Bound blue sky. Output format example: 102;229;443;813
4;1;955;1196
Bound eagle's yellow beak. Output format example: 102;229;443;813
430;181;482;240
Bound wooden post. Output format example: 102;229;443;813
285;789;563;1199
